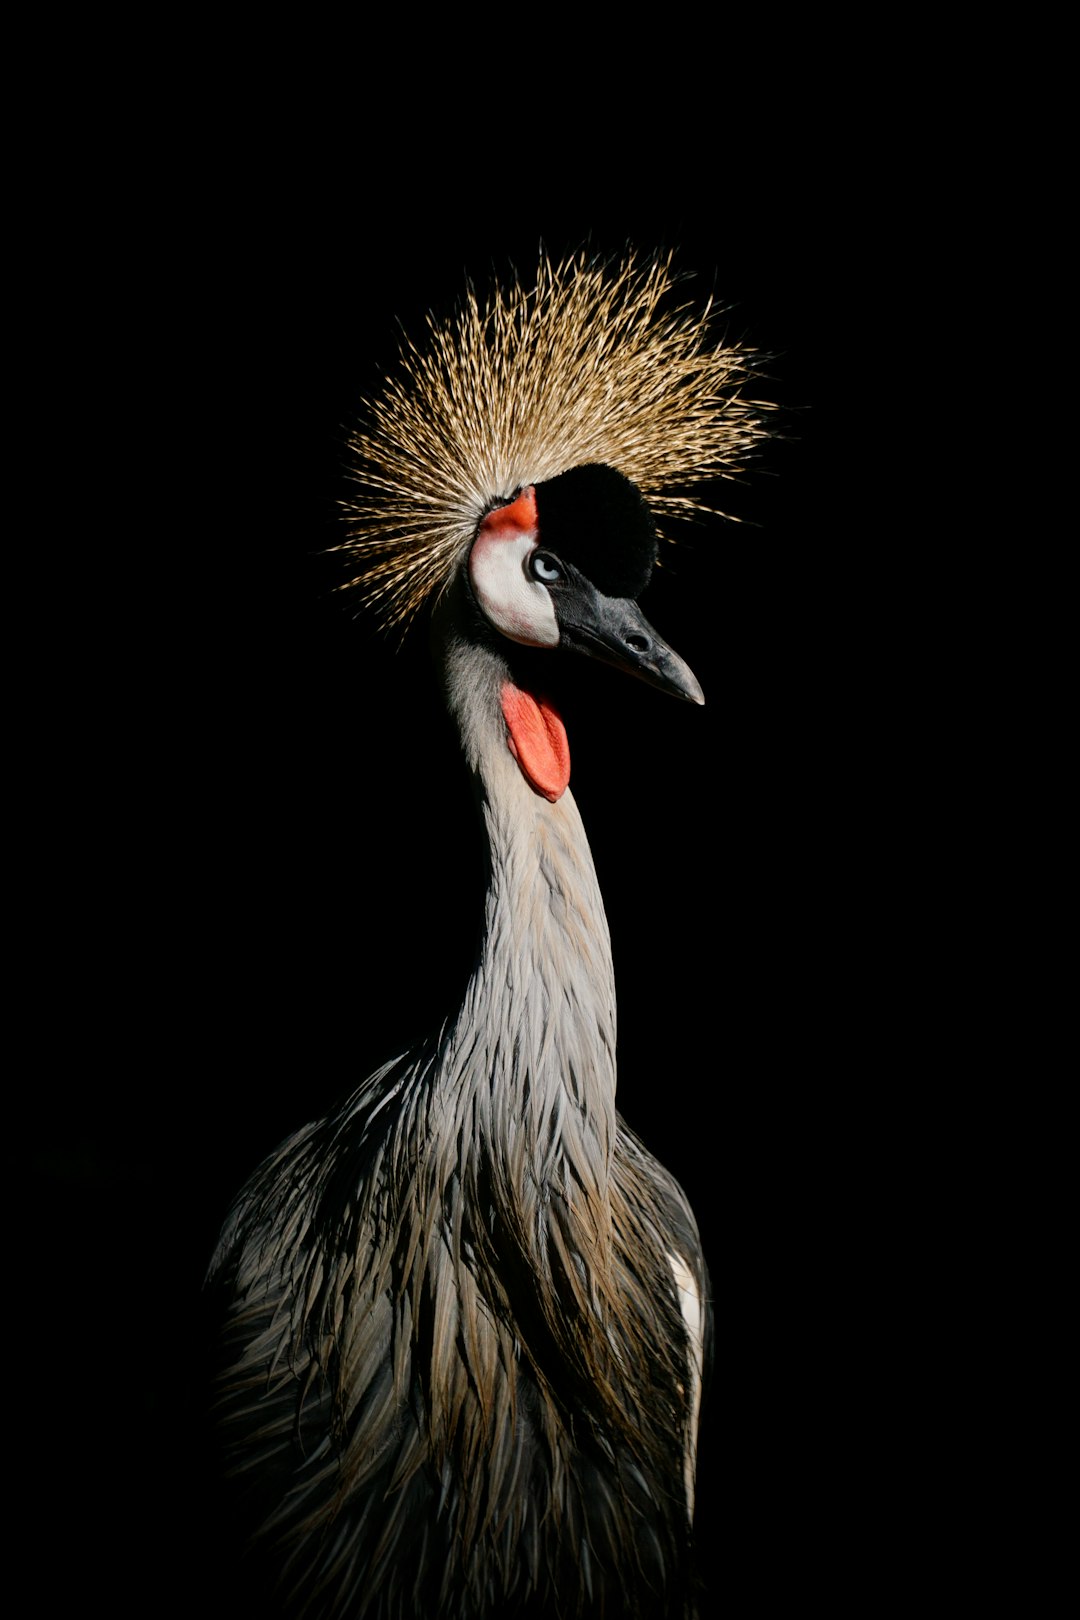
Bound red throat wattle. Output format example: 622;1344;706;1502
500;682;570;803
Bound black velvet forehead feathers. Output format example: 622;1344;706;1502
533;464;659;602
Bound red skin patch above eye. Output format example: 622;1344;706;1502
501;681;570;803
478;486;538;538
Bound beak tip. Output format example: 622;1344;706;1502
675;665;705;706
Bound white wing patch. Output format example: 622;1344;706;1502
668;1249;704;1520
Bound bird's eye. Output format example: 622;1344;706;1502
529;551;563;585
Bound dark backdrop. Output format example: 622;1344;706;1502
25;163;897;1614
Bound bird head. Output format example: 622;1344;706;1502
338;251;770;632
337;252;770;799
468;464;703;706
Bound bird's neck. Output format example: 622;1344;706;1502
435;610;618;1216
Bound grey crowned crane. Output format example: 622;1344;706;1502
206;252;770;1619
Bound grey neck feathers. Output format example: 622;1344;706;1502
435;612;618;1264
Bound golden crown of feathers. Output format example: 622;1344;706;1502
337;250;772;632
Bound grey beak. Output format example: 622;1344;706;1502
555;576;705;705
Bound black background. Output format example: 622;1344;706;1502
24;145;925;1615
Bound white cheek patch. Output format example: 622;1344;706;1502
469;529;560;649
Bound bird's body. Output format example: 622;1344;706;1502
207;254;769;1618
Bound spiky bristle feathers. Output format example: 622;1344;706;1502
337;251;772;632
